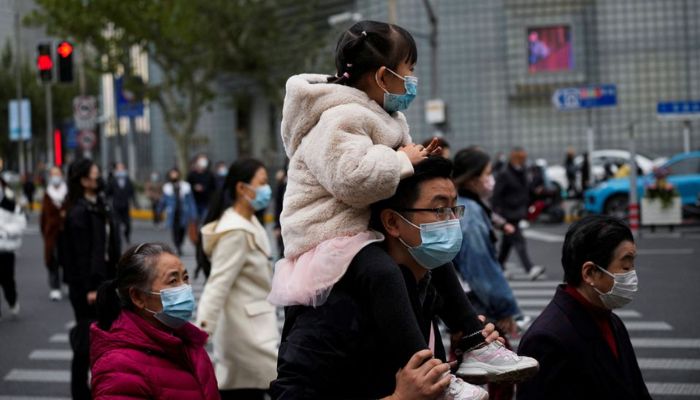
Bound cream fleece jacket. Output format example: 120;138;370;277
280;73;414;259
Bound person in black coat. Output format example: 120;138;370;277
492;147;543;280
62;159;121;400
517;215;651;400
105;162;135;244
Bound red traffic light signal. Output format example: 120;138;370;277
56;41;74;83
37;42;53;82
57;41;73;58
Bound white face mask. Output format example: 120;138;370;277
593;264;638;309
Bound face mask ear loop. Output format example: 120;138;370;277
394;211;421;230
375;70;389;94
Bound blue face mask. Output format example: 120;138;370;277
246;184;272;211
145;284;195;329
377;68;418;113
396;213;463;270
115;171;128;179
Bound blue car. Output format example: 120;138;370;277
584;151;700;217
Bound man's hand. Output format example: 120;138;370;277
386;349;451;400
86;291;97;305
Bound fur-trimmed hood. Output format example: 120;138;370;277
281;73;409;158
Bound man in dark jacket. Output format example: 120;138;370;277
517;215;651;400
271;157;522;400
492;147;543;280
187;154;216;223
105;162;135;244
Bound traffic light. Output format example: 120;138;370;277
37;42;53;82
56;41;73;83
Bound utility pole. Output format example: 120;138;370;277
387;0;397;24
628;122;639;237
14;8;25;176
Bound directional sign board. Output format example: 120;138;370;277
657;101;700;121
552;84;617;110
8;99;31;141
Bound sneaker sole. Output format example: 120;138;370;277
457;363;539;384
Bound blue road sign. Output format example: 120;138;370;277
8;99;31;141
115;76;144;118
552;84;617;110
657;101;700;120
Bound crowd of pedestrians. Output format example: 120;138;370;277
0;19;655;400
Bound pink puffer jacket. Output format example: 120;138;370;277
90;310;220;400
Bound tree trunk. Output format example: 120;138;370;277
174;133;189;174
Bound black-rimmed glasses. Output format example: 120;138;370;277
398;205;465;221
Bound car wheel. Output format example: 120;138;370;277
604;194;629;219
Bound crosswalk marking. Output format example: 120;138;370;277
48;333;68;343
512;289;555;297
28;350;72;361
508;280;560;288
646;382;700;396
516;299;550;307
624;321;673;331
638;358;700;370
4;369;70;383
520;308;642;318
632;338;700;349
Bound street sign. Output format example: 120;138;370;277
552;84;617;110
73;96;97;131
77;130;97;151
425;99;446;124
656;100;700;120
8;99;31;141
115;76;144;118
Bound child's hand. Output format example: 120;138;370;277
399;143;430;165
423;137;443;156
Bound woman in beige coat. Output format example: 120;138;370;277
196;159;278;400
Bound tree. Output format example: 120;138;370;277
27;0;326;172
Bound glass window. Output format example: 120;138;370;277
667;158;700;176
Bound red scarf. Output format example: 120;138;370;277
564;284;619;359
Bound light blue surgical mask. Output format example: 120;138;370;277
246;184;272;211
376;68;418;113
396;213;463;270
145;284;195;329
115;171;128;179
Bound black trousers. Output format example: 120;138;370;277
151;200;162;224
172;225;186;255
0;252;17;313
219;389;267;400
47;249;61;290
114;206;131;243
498;222;534;272
68;285;97;400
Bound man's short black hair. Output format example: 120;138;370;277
370;156;453;233
561;215;634;286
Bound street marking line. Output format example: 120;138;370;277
624;321;673;331
638;358;700;370
637;248;694;255
632;338;700;348
646;382;700;396
508;281;561;288
520;309;641;318
29;350;72;361
522;230;564;243
512;289;555;297
516;299;550;307
49;333;68;343
64;321;75;330
4;369;70;383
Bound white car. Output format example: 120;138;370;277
546;150;667;193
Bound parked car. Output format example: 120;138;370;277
547;149;666;194
584;151;700;218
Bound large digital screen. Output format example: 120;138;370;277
527;26;573;73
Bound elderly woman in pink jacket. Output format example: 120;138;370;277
90;243;219;400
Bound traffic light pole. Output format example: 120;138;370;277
14;10;25;176
45;83;54;167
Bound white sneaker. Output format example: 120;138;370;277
9;302;20;316
50;290;62;301
439;374;488;400
528;265;545;280
457;341;539;383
